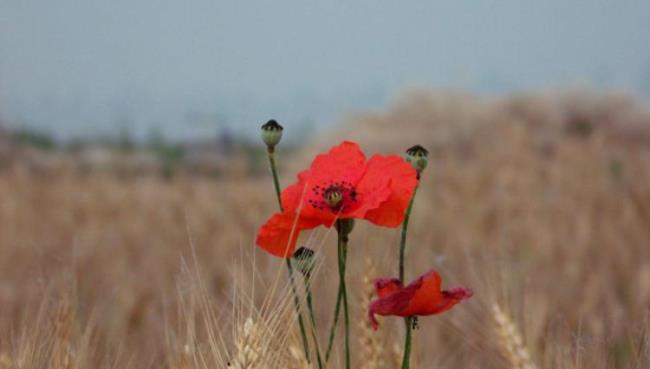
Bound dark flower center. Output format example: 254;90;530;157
308;180;358;212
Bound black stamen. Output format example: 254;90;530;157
411;316;420;330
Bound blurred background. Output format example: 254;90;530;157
2;1;650;143
0;1;649;368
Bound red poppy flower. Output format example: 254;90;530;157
368;270;473;330
256;141;418;257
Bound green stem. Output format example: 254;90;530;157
266;148;311;363
287;259;311;362
324;281;342;362
305;276;324;369
401;317;413;369
336;220;351;369
399;184;419;369
267;150;283;212
399;185;418;282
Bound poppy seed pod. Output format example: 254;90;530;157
293;246;316;277
405;144;429;175
324;188;343;208
261;119;284;149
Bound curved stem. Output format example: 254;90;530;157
399;184;419;369
286;259;311;362
336;220;351;369
266;148;311;363
324;281;342;362
399;185;418;282
305;276;324;369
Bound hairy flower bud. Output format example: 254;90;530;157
261;119;283;150
405;144;429;177
293;246;316;277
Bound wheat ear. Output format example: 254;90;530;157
492;303;537;369
358;258;383;369
228;317;266;369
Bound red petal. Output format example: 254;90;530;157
374;277;403;298
402;271;444;316
403;271;473;316
255;212;324;258
368;284;415;330
367;270;472;328
306;141;367;186
355;154;417;226
280;174;312;214
435;287;474;313
282;141;366;220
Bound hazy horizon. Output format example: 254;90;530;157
1;0;650;141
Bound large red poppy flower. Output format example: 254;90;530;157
256;141;418;257
368;270;473;329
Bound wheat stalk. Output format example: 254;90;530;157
288;345;311;369
228;317;267;369
492;303;537;369
358;258;383;369
52;299;75;369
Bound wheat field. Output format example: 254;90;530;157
0;90;648;368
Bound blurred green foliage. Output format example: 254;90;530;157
11;128;57;150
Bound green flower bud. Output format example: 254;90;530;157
405;144;429;177
261;119;283;149
293;246;316;277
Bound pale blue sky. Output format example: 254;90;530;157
1;0;649;140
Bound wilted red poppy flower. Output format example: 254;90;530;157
368;270;473;329
256;141;418;257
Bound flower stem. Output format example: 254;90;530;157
401;317;413;369
286;259;312;363
266;148;311;363
267;150;283;212
336;220;351;369
324;281;342;362
305;275;324;369
399;185;418;282
399;184;419;369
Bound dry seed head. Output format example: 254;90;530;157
358;258;383;369
229;317;266;369
492;304;537;369
52;299;76;369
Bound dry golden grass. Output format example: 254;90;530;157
357;258;383;369
492;303;537;369
0;90;649;368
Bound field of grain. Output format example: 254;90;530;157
0;91;648;369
